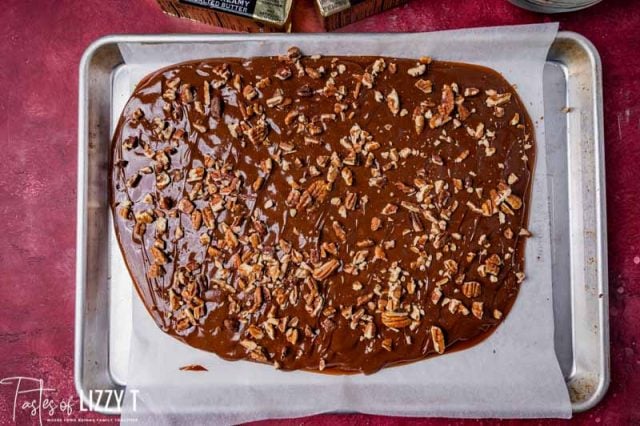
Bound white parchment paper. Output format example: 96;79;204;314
119;23;571;423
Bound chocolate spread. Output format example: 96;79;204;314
111;48;534;374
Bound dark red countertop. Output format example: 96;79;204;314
0;0;638;424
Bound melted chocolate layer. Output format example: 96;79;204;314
111;50;534;374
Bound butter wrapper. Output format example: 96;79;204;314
156;0;293;32
316;0;408;31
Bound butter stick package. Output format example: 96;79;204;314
155;0;293;32
316;0;409;31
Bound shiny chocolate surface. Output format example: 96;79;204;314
111;49;534;374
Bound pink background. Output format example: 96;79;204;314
1;0;639;424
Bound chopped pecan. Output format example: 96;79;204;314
430;326;445;354
462;281;481;298
242;84;258;101
381;311;411;328
313;259;340;281
415;79;432;94
386;89;400;116
407;63;426;77
472;301;484;319
332;221;347;243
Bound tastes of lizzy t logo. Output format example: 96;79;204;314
1;376;138;424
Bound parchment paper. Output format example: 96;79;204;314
119;23;571;423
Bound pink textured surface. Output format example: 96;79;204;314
0;0;638;424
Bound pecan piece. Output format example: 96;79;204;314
381;203;398;215
413;106;425;135
430;326;445;354
242;84;258;101
246;121;268;144
414;79;432;94
191;210;202;231
381;311;411;329
266;94;283;107
472;301;484;319
407;63;426;77
151;246;168;265
386;89;400;116
505;194;523;210
287;46;301;60
285;328;299;345
177;198;195;214
313;259;340;281
431;287;443;305
363;322;376;339
345;191;357;210
462;281;481;298
275;66;292;80
485;91;512;107
305;67;322;79
332;221;347;243
202;206;215;229
464;87;479;97
443;259;458;275
341;167;353;186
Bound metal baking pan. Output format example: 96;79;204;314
75;31;609;415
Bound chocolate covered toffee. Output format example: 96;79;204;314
111;48;534;374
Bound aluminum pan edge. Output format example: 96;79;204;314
549;31;609;413
75;31;608;415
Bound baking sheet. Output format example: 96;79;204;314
118;23;571;422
